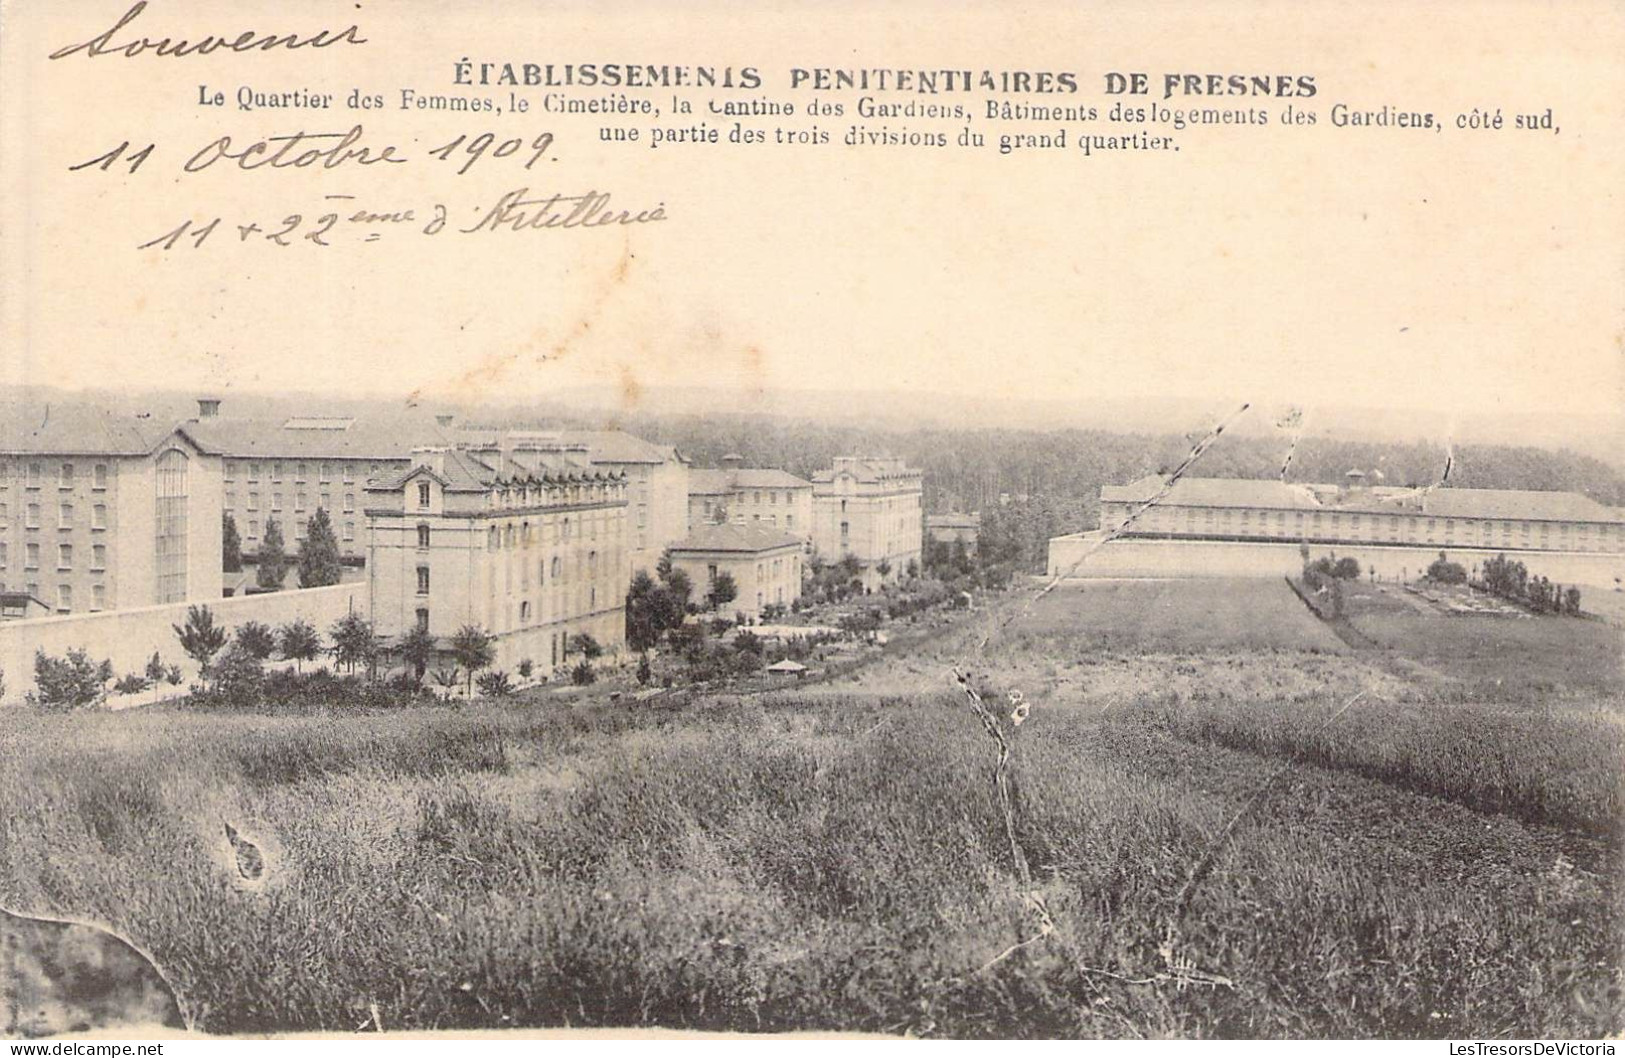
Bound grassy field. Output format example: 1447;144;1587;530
1;577;1619;1038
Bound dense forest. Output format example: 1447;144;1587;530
601;411;1625;573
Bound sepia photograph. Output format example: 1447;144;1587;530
0;0;1621;1046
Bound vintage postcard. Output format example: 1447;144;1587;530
0;0;1621;1045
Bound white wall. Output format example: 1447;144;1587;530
0;584;367;704
1047;535;1625;591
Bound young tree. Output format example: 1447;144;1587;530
297;508;344;588
276;618;321;673
222;513;243;574
329;611;379;677
234;620;276;661
707;570;738;611
30;648;112;710
665;568;694;613
625;570;662;653
257;518;289;590
173;605;227;687
450;623;494;697
399;624;437;683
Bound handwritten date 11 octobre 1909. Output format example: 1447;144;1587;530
67;124;668;248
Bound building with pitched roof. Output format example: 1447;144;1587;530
1048;473;1625;587
666;523;804;618
811;457;923;589
1094;473;1625;553
364;441;629;679
687;455;813;542
183;399;456;563
0;404;224;614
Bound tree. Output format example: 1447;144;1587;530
222;513;243;574
707;570;738;610
173;605;227;687
450;624;494;697
298;508;344;588
570;660;597;685
636;653;652;685
235;620;276;661
625;570;663;653
144;651;167;684
257;518;289;590
876;559;893;578
30;648;111;709
906;557;920;579
277;618;321;673
399;624;437;683
568;632;603;659
329;611;380;677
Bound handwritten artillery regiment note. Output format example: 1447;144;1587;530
1;0;1622;1043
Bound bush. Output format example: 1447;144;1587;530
636;654;652;685
570;660;597;686
112;673;151;696
1427;552;1468;585
210;643;266;703
517;658;534;679
476;670;515;697
29;648;111;710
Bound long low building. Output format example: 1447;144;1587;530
1050;473;1625;588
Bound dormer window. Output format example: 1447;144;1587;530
417;481;431;508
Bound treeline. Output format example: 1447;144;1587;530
606;411;1625;572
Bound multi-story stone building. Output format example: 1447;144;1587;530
687;456;813;542
1048;472;1625;588
0;406;223;615
1094;473;1625;552
666;524;804;618
364;442;628;677
561;430;689;577
186;400;454;564
811;457;923;589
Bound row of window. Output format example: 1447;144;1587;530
0;542;108;570
0;502;108;530
413;550;611;596
481;515;620;549
1113;505;1625;548
467;483;624;510
0;462;111;489
228;491;355;514
240;518;356;542
225;460;381;484
0;579;108;613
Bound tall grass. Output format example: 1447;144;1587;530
1;691;1617;1038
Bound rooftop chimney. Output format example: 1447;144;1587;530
197;398;221;419
411;446;447;477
